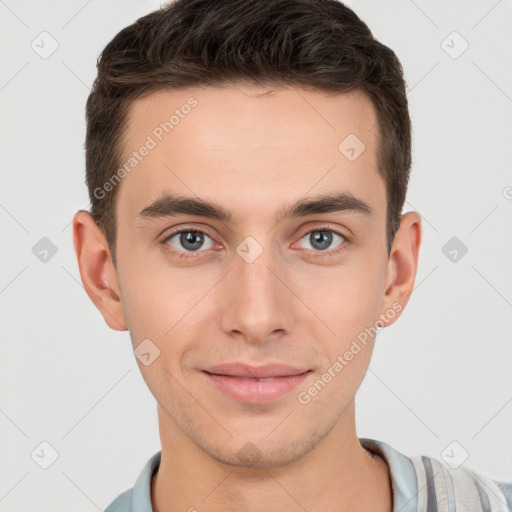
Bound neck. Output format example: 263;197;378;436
150;402;393;512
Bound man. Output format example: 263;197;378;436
72;0;512;510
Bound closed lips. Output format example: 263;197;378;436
203;374;298;381
202;363;311;379
202;364;313;404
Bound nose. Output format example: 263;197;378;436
218;243;295;345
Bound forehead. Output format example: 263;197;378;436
117;84;385;224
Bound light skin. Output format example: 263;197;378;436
73;84;421;512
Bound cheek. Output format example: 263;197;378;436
294;271;382;407
117;258;215;366
298;259;385;339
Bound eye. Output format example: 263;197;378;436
161;226;348;260
296;228;346;254
163;228;215;256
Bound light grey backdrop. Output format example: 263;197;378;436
0;0;511;510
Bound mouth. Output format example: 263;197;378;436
203;362;311;378
201;363;312;404
207;376;282;381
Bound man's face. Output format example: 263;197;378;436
113;85;395;466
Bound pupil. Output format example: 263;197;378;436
311;231;331;250
181;231;203;251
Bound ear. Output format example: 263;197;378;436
72;210;127;331
378;211;422;328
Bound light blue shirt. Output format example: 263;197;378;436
105;437;512;511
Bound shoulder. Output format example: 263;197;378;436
409;453;512;511
104;487;133;512
360;438;512;512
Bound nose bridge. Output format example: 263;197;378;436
219;237;292;341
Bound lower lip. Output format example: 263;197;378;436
202;371;312;404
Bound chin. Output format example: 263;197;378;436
198;430;325;469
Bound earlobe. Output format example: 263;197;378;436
378;211;422;327
72;210;127;331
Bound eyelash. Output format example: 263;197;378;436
160;225;349;260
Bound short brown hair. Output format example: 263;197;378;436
85;0;411;266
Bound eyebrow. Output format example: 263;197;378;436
137;191;373;224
